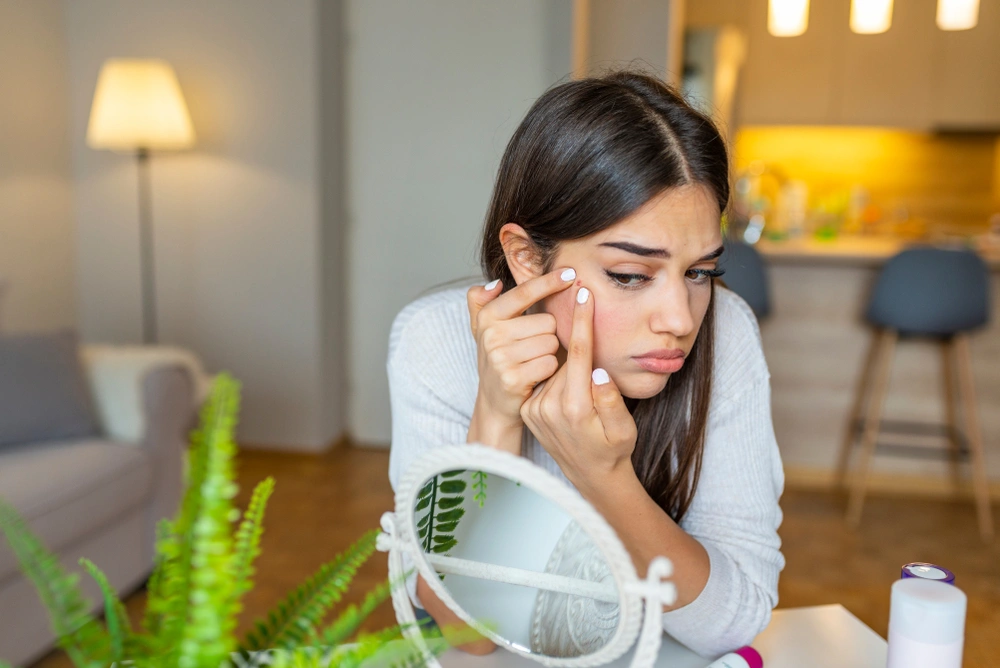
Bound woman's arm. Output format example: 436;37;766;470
577;466;711;609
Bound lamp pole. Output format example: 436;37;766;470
136;147;157;344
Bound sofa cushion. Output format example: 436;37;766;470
0;438;152;584
0;331;101;447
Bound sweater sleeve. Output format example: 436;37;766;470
385;292;479;609
659;291;785;657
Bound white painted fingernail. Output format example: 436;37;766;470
592;368;610;385
560;268;576;281
576;287;590;304
484;279;501;290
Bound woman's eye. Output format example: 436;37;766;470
686;268;725;284
604;271;651;289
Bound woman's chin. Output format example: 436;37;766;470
618;373;670;400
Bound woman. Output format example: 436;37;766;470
387;71;784;658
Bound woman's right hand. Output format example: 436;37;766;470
465;268;577;451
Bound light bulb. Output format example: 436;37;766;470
768;0;810;37
851;0;894;34
937;0;979;30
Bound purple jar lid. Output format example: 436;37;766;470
901;562;955;585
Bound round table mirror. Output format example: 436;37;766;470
378;444;678;668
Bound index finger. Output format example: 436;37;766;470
565;285;594;408
485;267;577;321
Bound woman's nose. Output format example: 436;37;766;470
649;280;695;338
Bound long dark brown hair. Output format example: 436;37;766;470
479;71;729;522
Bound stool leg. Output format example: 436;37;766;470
837;330;880;489
953;334;995;542
847;329;897;529
941;339;962;490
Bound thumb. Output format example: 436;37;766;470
467;278;503;336
591;368;636;448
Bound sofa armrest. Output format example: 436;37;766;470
80;345;211;443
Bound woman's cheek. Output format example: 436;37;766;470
592;300;630;370
541;290;575;350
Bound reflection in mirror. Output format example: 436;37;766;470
412;470;621;658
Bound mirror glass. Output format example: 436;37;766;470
411;469;622;658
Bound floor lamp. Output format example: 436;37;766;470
86;58;195;344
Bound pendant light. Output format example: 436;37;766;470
768;0;810;37
850;0;894;34
937;0;979;30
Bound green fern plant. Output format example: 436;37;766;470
0;373;428;668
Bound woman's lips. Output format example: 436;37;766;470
633;350;685;374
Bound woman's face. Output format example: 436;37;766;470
540;184;723;400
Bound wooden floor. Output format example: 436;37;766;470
33;446;1000;667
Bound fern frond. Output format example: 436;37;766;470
176;373;242;668
329;626;407;668
232;477;275;601
319;580;391;646
140;517;173;638
472;471;487;507
240;530;378;653
0;500;111;668
79;558;131;662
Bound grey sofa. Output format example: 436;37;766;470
0;348;201;666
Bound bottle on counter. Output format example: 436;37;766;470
886;577;966;668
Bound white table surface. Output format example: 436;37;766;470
439;604;888;668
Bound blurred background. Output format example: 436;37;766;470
1;0;998;666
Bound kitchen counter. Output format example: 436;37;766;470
755;235;1000;268
748;237;1000;496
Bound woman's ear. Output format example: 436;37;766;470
499;223;544;286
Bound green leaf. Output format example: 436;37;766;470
416;513;431;529
0;500;112;668
431;539;458;554
438;480;467;494
434;521;459;534
431;534;455;544
320;580;391;646
434;508;465;523
176;373;242;668
436;497;463;510
232;477;275;601
439;470;465;478
79;558;131;662
414;496;430;512
417;525;428;539
418;480;434;499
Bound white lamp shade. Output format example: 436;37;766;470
851;0;894;34
768;0;810;37
937;0;979;30
86;59;195;151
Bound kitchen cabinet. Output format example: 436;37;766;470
690;0;1000;129
932;0;1000;129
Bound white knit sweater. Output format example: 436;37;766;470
386;284;785;658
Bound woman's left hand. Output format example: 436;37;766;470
519;285;638;494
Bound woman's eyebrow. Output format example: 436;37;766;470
598;241;726;262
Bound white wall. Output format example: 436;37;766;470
345;0;573;445
586;0;678;79
63;0;339;450
0;1;76;333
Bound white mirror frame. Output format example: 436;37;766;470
376;444;677;668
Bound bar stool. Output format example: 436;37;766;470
838;247;994;541
719;240;771;319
